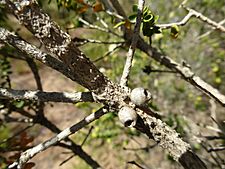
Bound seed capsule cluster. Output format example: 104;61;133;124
130;87;152;106
118;88;152;127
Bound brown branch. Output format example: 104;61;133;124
5;0;109;91
135;37;225;107
109;0;127;19
2;1;209;169
8;107;108;168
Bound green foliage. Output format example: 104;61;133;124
114;4;161;37
141;6;161;37
194;96;207;111
170;24;179;39
0;5;7;27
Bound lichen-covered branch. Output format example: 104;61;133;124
135;111;207;169
8;107;108;169
0;27;76;82
2;1;210;169
5;0;109;91
136;38;225;107
0;88;95;103
157;5;225;32
197;19;225;39
120;0;145;86
182;5;225;33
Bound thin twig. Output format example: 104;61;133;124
78;17;122;37
120;0;145;86
127;161;148;169
60;126;94;166
157;5;225;33
8;107;108;169
59;154;75;166
72;37;125;46
105;10;124;20
197;19;225;39
182;5;225;32
157;12;194;29
208;146;225;152
93;43;122;62
123;143;157;152
81;126;94;146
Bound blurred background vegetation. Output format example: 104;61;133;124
0;0;224;168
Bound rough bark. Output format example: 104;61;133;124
136;38;225;107
6;0;109;91
2;1;209;169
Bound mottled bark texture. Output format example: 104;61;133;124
6;0;108;91
5;0;130;104
136;37;225;107
135;111;207;169
3;1;208;169
0;88;94;103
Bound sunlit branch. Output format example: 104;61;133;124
0;88;95;103
78;17;122;38
157;5;225;33
72;37;125;46
8;107;108;169
120;0;145;86
0;27;77;83
105;10;124;20
197;19;225;39
136;37;225;107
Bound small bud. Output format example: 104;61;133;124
118;106;137;127
130;87;152;106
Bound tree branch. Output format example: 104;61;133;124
135;110;207;169
120;0;145;86
157;5;225;33
0;88;95;103
0;27;78;83
182;5;225;33
5;0;109;91
8;107;108;169
135;38;225;107
2;1;211;169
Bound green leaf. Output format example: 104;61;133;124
143;6;151;16
128;14;137;23
132;4;138;12
13;100;25;108
143;14;154;23
113;21;126;29
154;15;159;23
170;24;179;39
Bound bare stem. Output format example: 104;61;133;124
0;88;95;103
120;0;145;86
157;5;225;33
8;107;108;169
